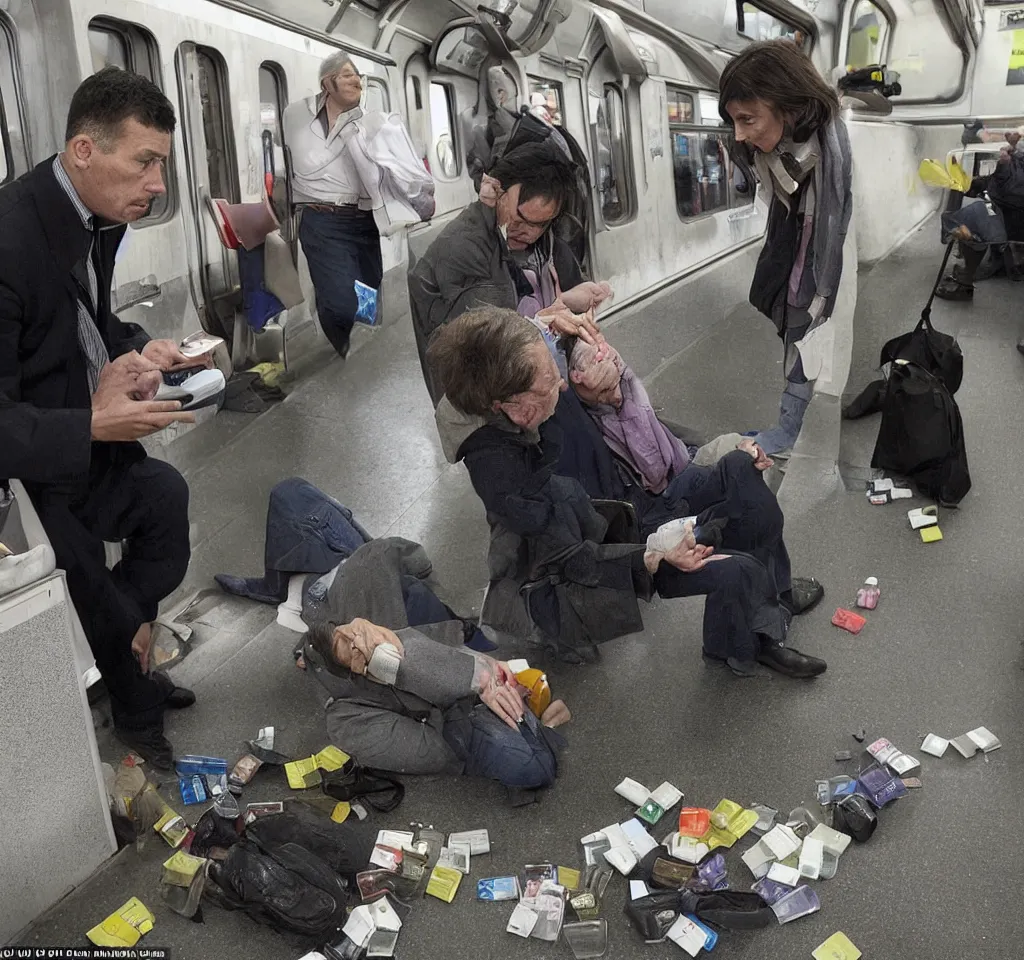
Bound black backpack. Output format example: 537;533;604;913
871;360;971;506
204;811;375;938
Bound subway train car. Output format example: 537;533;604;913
1;0;1014;382
3;0;1024;950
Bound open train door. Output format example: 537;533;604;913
174;41;244;361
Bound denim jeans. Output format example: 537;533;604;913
299;207;383;356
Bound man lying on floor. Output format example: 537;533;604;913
300;616;569;791
430;306;827;678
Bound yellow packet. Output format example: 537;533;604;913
153;810;189;848
557;866;581;890
162;850;206;887
315;745;351;772
86;897;154;947
921;525;943;543
425;865;462;903
285;756;323;789
918;158;952;189
813;931;862;960
701;799;758;850
331;802;351;824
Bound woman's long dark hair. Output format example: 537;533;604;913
718;40;839;145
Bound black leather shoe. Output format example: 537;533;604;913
780;577;824;616
165;686;196;709
756;642;827;679
115;725;174;770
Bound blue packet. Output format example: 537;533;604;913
770;885;820;924
476;877;520;901
179;774;208;805
175;755;228;776
684;914;719;950
751;878;791;905
688;853;728;891
856;760;907;808
354;280;379;326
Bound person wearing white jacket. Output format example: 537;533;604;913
283;52;433;357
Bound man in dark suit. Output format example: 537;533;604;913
0;67;203;768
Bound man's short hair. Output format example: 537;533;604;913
65;66;176;146
319;51;359;87
487;141;577;212
427;307;543;416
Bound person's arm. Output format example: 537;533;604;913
462;441;557;538
0;282;93;484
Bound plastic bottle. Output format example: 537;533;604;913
856;577;880;610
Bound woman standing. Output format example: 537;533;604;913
719;41;853;456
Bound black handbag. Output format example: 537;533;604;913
879;240;964;394
321;763;405;813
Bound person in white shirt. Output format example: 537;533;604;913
283;52;382;358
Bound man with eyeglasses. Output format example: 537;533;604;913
284;52;383;358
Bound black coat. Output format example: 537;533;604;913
0;157;150;493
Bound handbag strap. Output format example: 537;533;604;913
919;240;958;330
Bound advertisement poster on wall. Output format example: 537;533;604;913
1009;29;1024;85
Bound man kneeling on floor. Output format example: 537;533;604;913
301;616;569;793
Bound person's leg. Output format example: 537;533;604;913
35;490;173;753
937;243;985;300
754;329;814;456
85;458;191;625
654;552;824;678
355;213;384;292
658;451;791;594
443;703;561;789
298;209;363;357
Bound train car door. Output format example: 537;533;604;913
175;41;241;344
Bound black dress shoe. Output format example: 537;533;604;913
780;577;825;616
165;686;196;709
756;642;827;679
114;725;174;770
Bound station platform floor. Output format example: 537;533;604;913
20;219;1024;959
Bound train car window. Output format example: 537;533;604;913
196;46;239;203
736;2;807;47
668;86;750;219
258;62;286;148
428;81;459;180
88;18;174;224
0;16;27;185
89;27;129;72
365;78;390;114
847;1;889;70
528;78;563;126
592;84;632;224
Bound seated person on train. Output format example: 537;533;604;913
300;616;569;791
568;338;776;483
429;306;828;679
408;137;612;409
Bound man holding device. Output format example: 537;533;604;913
0;68;212;767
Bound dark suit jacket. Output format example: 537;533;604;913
0;156;150;492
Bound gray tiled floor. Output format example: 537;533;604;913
18;221;1024;959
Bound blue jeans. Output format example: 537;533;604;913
443;703;562;789
299;207;383;356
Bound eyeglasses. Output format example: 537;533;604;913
500;190;558;231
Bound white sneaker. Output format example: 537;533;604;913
0;543;56;597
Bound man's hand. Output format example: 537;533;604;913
736;438;774;472
335;618;405;675
132;622;154;674
479;666;526;730
538;300;604;346
560;281;613;314
91;353;195;441
664;540;714;573
142;338;211;372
